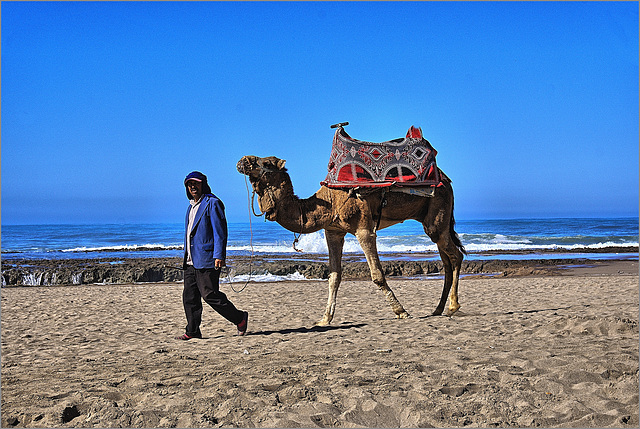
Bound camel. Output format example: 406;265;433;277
236;155;465;325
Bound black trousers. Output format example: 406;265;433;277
182;265;244;337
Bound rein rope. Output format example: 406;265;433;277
249;165;305;253
251;190;265;217
225;167;259;293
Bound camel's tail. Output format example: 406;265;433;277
450;202;467;255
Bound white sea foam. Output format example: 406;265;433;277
62;244;182;253
229;231;434;254
62;234;639;256
229;230;637;255
462;240;638;253
22;272;44;286
228;231;330;254
220;271;323;283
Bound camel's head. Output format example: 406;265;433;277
236;155;287;178
236;155;290;220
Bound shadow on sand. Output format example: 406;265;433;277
248;323;367;337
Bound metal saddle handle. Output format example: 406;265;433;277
330;122;349;129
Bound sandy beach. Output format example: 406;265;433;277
1;261;638;428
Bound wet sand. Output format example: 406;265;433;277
1;262;638;427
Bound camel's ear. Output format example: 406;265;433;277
276;159;286;170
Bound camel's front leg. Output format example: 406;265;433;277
316;230;346;326
356;230;410;319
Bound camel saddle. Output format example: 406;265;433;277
321;123;444;192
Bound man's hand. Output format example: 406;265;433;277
215;259;225;269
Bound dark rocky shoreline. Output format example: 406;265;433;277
2;247;637;286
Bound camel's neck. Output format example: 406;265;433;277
257;173;331;234
272;192;331;234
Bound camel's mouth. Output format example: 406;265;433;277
236;158;251;175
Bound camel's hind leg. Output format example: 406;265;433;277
316;229;346;326
356;229;410;319
433;237;463;316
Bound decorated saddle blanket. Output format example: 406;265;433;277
321;125;443;188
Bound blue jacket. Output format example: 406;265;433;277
184;194;227;269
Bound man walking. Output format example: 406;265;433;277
175;171;248;340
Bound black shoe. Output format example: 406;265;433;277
237;312;248;336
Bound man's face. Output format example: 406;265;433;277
187;180;203;200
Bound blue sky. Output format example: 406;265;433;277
2;1;638;225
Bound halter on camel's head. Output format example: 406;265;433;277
237;155;290;220
236;155;287;177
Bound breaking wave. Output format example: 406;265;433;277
61;244;182;253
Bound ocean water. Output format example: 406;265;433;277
1;218;637;262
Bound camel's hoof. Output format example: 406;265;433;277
432;308;444;316
445;305;461;317
396;312;411;319
314;319;331;327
